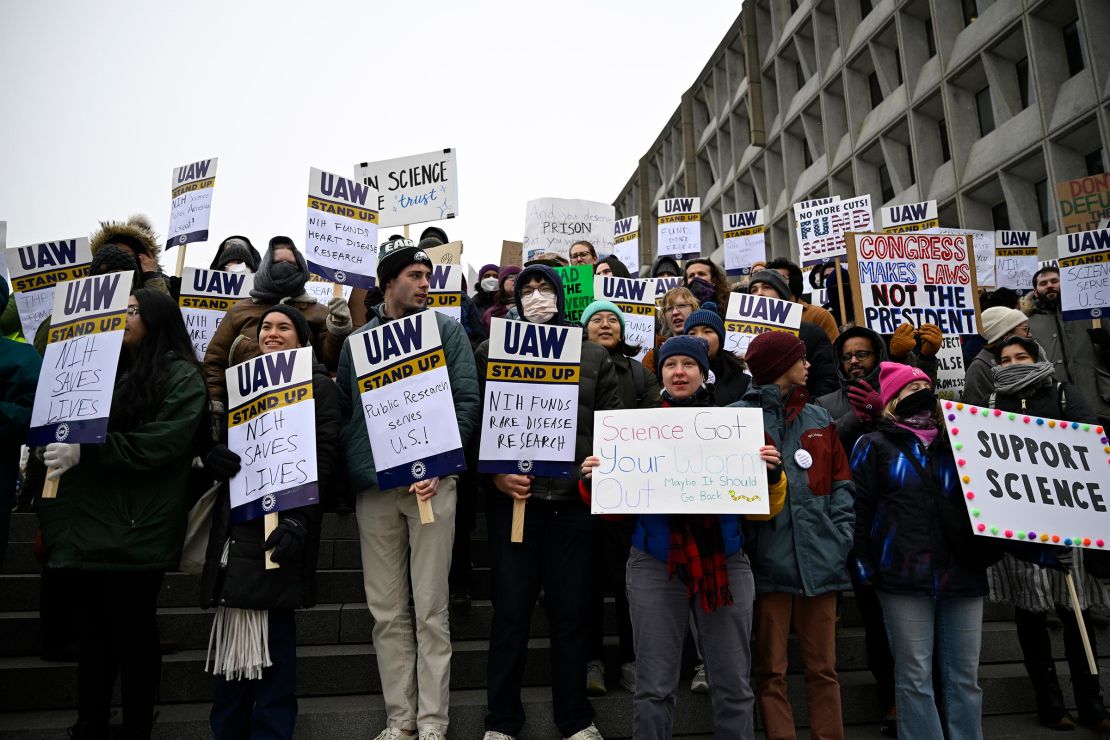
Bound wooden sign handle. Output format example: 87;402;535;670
332;282;344;299
417;496;435;525
174;243;188;279
1066;570;1098;675
511;499;526;543
264;512;280;570
41;472;60;499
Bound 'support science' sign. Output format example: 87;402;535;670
848;232;982;336
354;148;458;229
591;408;769;515
943;400;1109;548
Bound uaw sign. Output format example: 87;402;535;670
306;167;380;289
5;237;92;340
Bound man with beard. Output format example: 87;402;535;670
1026;265;1110;421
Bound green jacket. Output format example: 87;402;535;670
37;358;208;571
337;306;480;492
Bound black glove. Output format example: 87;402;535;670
767;464;783;485
264;517;307;564
1048;546;1075;572
204;444;241;480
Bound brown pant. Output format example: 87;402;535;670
753;591;844;740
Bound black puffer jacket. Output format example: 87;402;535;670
989;377;1097;425
708;351;750;407
200;363;341;611
610;351;661;409
799;321;838;397
815;326;888;452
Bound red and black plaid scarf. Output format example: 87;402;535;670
667;515;733;613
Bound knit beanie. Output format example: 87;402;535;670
89;243;139;276
580;300;625;337
980;306;1028;345
420;226;449;245
878;361;931;407
684;301;725;347
257;304;311;347
655;335;710;381
376;236;433;287
479;263;499;278
745;330;806;385
210;236;260;272
747;269;791;301
498;265;522;288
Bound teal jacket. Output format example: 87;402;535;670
37;358;208;571
731;383;855;596
337;306;480;492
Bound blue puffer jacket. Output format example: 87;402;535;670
732;383;855;596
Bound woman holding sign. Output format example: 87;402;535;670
580;335;785;739
37;288;209;740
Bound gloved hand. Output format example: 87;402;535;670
204;444;242;480
44;443;80;479
847;380;883;421
889;323;917;359
1047;546;1075;572
326;296;353;337
917;323;943;357
264;517;307;564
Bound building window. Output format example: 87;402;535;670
789;0;800;13
939;120;951;162
894;48;903;86
1035;178;1056;234
926;17;936;57
907;145;916;185
991;202;1011;230
860;0;873;18
1016;57;1032;108
1063;21;1085;77
976;86;995;136
796;61;806;90
803;139;814;168
962;0;978;26
869;71;883;108
879;164;895;202
1086;149;1106;176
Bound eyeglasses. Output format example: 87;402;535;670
588;313;620;325
840;350;873;363
666;302;694;314
126;307;141;317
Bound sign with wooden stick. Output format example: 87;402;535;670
5;237;92;340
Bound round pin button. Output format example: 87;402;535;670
794;449;813;469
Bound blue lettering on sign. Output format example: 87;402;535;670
319;171;370;206
1067;230;1110;254
1000;231;1031;247
727;212;758;229
428;265;452;290
602;276;647;302
193;269;246;294
615;217;634;236
177;159;213;182
363;314;423;365
732;293;792;323
17;240;78;270
504;322;569;359
889;203;928;223
237;351;297;396
663;198;694;214
64;273;120;314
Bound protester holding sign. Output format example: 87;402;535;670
684;302;750;406
733;330;854;740
201;305;340;739
962;306;1032;406
36;288;209;739
579;335;784;739
336;236;479;740
983;335;1110;731
474;264;620;740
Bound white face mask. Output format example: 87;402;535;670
521;288;558;323
481;277;499;292
224;262;249;273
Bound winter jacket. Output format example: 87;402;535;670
1027;298;1110;418
482;301;512;333
37;357;208;571
850;424;987;598
801;301;839;344
708;352;751;407
610;351;661;410
338;305;479;493
963;347;1003;406
988;377;1097;424
734;383;854;596
1;337;40;507
815;326;889;452
461;295;488;346
200;363;341;611
203;296;342;405
799;321;839;397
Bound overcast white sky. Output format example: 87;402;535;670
0;1;738;277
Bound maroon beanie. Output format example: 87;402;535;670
745;331;806;385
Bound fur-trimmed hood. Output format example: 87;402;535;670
90;214;160;258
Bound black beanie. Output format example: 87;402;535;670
257;304;311;347
748;269;791;301
90;243;140;276
211;236;260;272
420;226;449;245
376;236;433;287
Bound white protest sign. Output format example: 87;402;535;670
524;198;615;262
305;274;352;306
594;275;655;362
225;348;319;524
613;216;640;273
938;228;995;287
943;400;1109;548
848;232;982;336
349;312;465;488
795;194;873;266
354;148;458;228
792;196;840;220
647;276;683;302
723;292;803;358
428;263;463;323
657;197;701;260
27;271;133;446
5;237;92;340
880;200;939;234
1057;228;1110;321
167;158;217;249
995;231;1038;290
935;335;966;401
306;167;380;289
479;318;582;477
179;267;254;361
591;407;769;515
723;209;766;276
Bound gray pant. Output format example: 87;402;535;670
356;476;457;734
626;546;756;739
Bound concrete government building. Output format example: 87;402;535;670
614;0;1110;268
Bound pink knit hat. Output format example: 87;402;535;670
878;361;932;407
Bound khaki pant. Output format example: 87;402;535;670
356;476;457;733
754;591;844;740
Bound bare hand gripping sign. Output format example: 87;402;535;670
28;271;133;446
349;312;465;489
225;348;319;524
479;318;582;478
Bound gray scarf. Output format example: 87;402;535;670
991;361;1057;396
250;246;310;302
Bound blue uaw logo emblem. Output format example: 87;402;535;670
518;460;533;474
411;461;427;480
334;271;347;283
261;494;277;513
177;235;188;245
54;423;70;442
1094;308;1103;318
